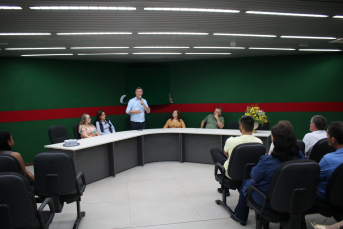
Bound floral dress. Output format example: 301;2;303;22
79;125;97;138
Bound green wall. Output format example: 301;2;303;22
1;54;343;163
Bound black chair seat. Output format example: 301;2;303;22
248;201;289;223
215;173;242;190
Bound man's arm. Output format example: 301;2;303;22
214;114;224;129
141;99;150;113
201;120;205;128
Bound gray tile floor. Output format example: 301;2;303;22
27;162;335;229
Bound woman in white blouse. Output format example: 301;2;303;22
94;110;115;135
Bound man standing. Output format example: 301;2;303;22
126;87;150;130
201;107;224;129
210;115;263;195
303;115;327;156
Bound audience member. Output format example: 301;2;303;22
317;121;343;202
164;110;186;128
79;113;100;138
311;220;343;229
230;124;305;226
210;115;262;196
303;115;327;157
0;131;35;183
94;110;115;135
126;87;150;130
201;107;224;129
268;120;294;154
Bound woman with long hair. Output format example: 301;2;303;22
0;131;35;183
94;110;115;135
163;110;186;128
78;113;100;138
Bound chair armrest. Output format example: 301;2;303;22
243;163;256;180
37;197;55;229
214;163;226;184
76;172;86;195
246;185;268;215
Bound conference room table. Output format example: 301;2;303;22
44;128;271;184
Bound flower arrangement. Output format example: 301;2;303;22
244;105;268;125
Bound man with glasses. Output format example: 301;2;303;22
200;107;224;129
303;115;327;156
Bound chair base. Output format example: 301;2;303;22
215;199;235;216
73;211;85;229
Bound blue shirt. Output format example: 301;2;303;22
126;97;150;123
96;120;115;135
317;147;343;202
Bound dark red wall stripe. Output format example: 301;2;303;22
1;102;342;123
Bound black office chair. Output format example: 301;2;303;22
166;114;173;121
228;121;240;129
307;163;343;222
214;143;266;214
256;122;269;131
0;172;55;229
297;140;306;156
309;138;335;163
48;125;70;144
34;152;86;229
73;123;81;139
246;160;320;229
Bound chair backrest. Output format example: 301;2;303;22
326;163;343;208
0;154;24;176
34;152;78;195
309;139;335;163
228;121;240;129
256;122;269;130
73;123;81;139
49;125;70;144
227;143;266;181
297;140;306;156
0;172;37;229
166;114;173;121
268;160;320;214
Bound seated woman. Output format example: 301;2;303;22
94;110;115;135
163;110;186;128
268;120;294;155
0;131;35;183
230;124;305;226
78;113;100;138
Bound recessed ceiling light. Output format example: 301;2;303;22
193;46;245;49
333;15;343;18
6;47;66;50
57;32;132;35
70;47;129;49
281;36;336;39
0;6;22;10
0;33;51;36
249;47;296;51
138;32;208;35
144;7;239;13
134;46;189;49
185;53;231;55
246;11;328;18
77;53;128;55
30;6;136;10
21;54;73;57
213;33;276;37
132;52;182;55
299;49;341;52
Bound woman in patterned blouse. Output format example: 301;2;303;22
163;110;186;128
78;113;100;138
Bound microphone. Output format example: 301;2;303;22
139;96;142;100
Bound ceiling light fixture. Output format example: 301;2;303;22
57;32;132;35
185;53;231;55
193;46;245;49
144;7;239;13
281;36;336;39
6;47;66;50
246;11;328;18
0;6;22;10
0;33;51;36
213;33;276;37
299;49;341;52
333;15;343;18
21;54;73;56
70;47;129;49
133;52;182;54
134;46;189;49
30;6;136;10
77;53;128;55
138;32;208;35
249;47;296;50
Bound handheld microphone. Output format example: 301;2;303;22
139;96;142;100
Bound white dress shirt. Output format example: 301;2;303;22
302;130;327;156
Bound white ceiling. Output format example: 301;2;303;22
0;0;342;62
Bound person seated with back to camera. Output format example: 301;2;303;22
229;124;305;227
79;113;100;139
94;110;115;135
163;110;186;128
0;131;35;184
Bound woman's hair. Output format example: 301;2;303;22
0;131;12;151
79;113;89;126
170;110;181;122
277;120;293;130
271;124;301;161
94;110;113;133
94;110;104;125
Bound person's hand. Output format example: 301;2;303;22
224;151;229;157
136;110;142;114
140;99;144;105
214;113;219;119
